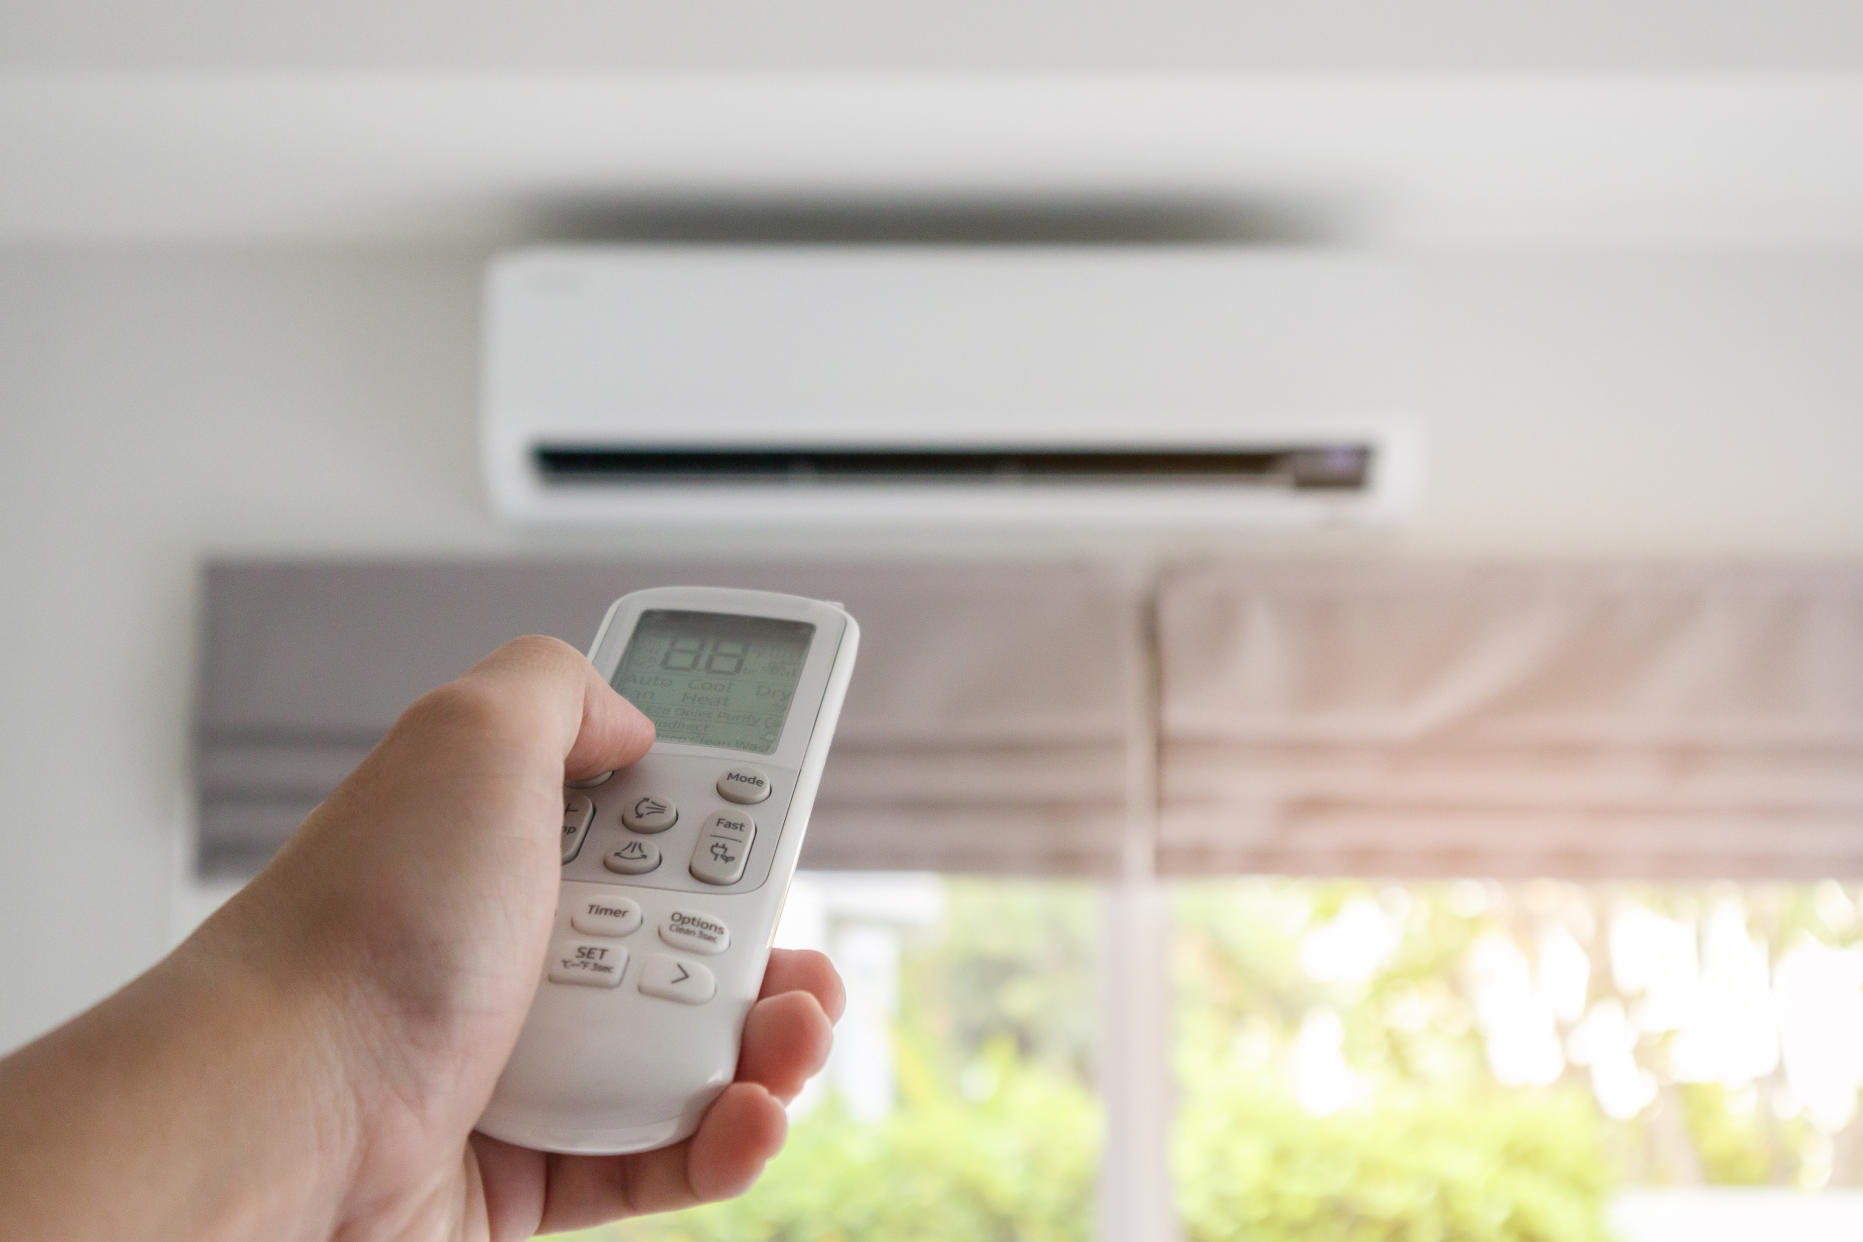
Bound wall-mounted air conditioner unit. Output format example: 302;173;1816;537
482;246;1419;526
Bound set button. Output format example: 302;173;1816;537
548;939;627;988
716;766;772;804
570;895;642;937
660;910;731;955
621;794;678;833
603;839;662;875
638;953;716;1004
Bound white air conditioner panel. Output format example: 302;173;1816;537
482;246;1418;525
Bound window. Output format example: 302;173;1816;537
559;876;1863;1242
1174;879;1863;1242
561;874;1103;1242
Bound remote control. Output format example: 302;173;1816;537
478;587;859;1154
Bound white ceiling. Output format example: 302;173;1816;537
3;76;1862;247
5;0;1863;71
3;2;1861;248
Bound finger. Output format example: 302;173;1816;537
683;1081;790;1201
468;1133;548;1242
736;991;835;1102
455;634;655;778
535;1083;787;1229
562;671;655;784
759;948;847;1023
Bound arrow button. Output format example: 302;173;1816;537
638;953;716;1005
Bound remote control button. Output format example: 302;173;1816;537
566;770;614;789
561;794;595;863
548;939;628;988
660;910;731;955
703;809;755;840
638;954;716;1005
716;766;773;805
571;895;642;937
603;839;662;875
690;829;755;886
621;794;679;834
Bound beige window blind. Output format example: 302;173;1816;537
1156;564;1863;878
195;560;1142;879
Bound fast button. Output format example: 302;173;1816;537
689;812;755;886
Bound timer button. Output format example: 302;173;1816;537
716;767;772;805
570;895;642;937
621;795;678;834
603;839;662;875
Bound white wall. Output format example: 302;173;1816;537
4;0;1859;70
2;246;1862;1051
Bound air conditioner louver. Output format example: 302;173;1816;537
531;444;1376;490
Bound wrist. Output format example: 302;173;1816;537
0;907;370;1242
160;932;370;1239
192;853;499;1239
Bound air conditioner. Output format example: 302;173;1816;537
482;246;1419;526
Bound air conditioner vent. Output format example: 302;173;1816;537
531;444;1374;491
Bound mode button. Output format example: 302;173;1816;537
716;766;772;805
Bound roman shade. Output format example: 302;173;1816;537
1157;564;1863;878
198;559;1863;882
195;560;1142;879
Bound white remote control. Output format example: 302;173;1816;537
478;586;859;1154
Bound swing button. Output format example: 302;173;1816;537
603;840;661;875
621;794;678;833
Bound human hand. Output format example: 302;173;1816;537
0;637;842;1242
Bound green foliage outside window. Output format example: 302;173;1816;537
556;877;1859;1242
611;1043;1099;1242
1176;1081;1614;1242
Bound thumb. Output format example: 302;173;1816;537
456;635;656;780
566;674;656;782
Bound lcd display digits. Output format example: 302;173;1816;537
611;611;815;755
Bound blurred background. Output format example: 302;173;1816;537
5;4;1863;1241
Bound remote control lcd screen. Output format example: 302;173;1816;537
611;611;815;755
